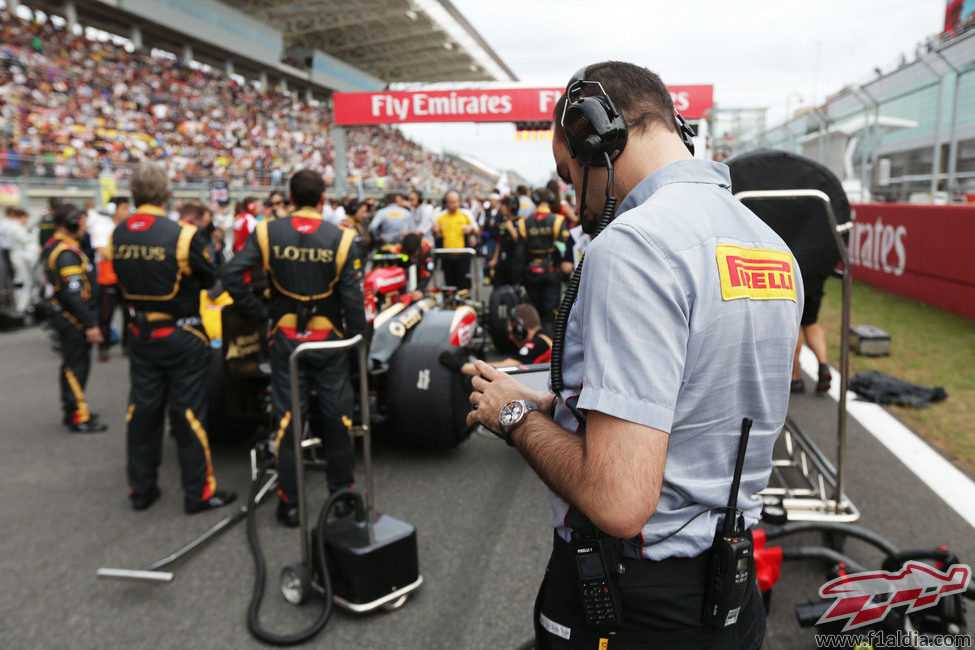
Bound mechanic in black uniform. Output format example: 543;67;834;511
41;203;107;433
111;162;236;513
223;169;367;527
488;195;524;288
517;189;567;330
462;304;552;375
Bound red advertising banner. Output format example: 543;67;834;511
848;204;975;320
333;86;714;126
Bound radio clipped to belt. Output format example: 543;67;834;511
703;418;755;628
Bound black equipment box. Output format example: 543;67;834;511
322;513;419;605
849;325;891;356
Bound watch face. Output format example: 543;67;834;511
500;401;525;427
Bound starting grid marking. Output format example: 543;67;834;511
798;347;975;530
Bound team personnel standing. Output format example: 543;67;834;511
41;203;106;432
92;197;131;361
407;189;435;247
223;169;366;527
433;189;479;290
466;61;801;648
515;185;535;217
488;195;523;287
111;162;235;513
5;207;39;316
517;189;566;331
368;192;412;245
267;190;290;220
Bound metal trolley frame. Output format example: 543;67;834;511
289;335;422;612
735;189;858;523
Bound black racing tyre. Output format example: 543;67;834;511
487;284;523;354
384;309;472;449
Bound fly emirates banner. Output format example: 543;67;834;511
333;86;714;125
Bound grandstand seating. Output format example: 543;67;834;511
0;8;488;195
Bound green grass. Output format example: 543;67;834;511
817;277;975;474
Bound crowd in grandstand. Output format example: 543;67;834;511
0;8;488;194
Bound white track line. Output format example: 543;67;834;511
799;346;975;530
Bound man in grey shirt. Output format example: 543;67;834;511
368;192;413;245
466;61;801;648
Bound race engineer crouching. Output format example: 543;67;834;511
465;61;802;649
223;169;367;528
461;304;552;375
111;162;236;513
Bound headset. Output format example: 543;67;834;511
501;195;519;216
508;313;528;342
63;206;85;234
560;66;695;167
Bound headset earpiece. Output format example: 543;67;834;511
64;207;84;234
561;68;628;167
508;316;528;342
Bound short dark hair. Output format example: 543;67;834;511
553;61;676;139
179;202;205;223
512;303;540;331
53;202;82;228
516;185;529;196
289;169;325;208
268;189;285;203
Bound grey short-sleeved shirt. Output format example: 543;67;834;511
369;204;412;243
550;159;803;560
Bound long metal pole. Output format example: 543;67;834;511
918;57;946;193
933;50;962;194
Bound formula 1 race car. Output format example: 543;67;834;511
203;248;485;450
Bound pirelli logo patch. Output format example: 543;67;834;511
716;244;797;302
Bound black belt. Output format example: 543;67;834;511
552;531;710;588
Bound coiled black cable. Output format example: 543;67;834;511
246;460;360;646
551;152;618;428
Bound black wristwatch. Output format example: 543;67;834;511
498;400;539;446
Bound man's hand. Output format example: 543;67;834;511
85;327;103;344
465;360;554;430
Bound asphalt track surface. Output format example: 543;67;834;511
2;322;973;649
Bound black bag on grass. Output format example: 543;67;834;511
849;371;947;408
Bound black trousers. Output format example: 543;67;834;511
534;537;765;649
126;325;216;505
269;331;355;503
98;284;130;352
523;270;561;332
51;314;93;424
441;256;470;291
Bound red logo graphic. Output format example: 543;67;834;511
127;216;155;231
817;562;971;631
725;255;793;291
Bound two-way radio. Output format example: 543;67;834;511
702;418;755;627
571;535;624;628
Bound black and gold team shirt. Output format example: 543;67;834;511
109;205;217;319
515;331;553;364
42;231;96;329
